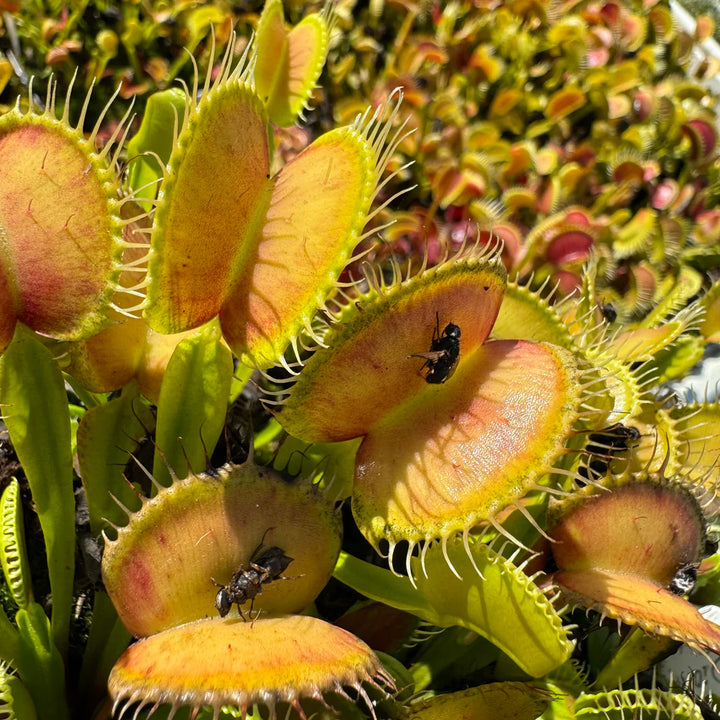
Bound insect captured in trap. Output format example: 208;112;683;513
409;312;461;384
669;564;698;596
212;529;295;620
579;423;641;480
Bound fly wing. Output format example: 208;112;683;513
408;350;446;362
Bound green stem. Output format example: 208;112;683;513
15;605;69;720
76;593;130;719
64;375;104;409
332;551;432;616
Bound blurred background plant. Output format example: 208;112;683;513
0;0;266;118
680;0;720;41
317;0;720;334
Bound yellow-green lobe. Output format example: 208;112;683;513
412;539;573;677
407;683;550;720
108;615;386;713
145;85;271;333
220;127;376;367
101;463;341;638
491;281;573;345
670;402;720;503
0;116;122;340
574;688;701;720
255;0;288;106
353;340;582;546
279;260;507;442
254;0;328;127
610;322;688;362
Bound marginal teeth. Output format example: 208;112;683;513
108;616;393;720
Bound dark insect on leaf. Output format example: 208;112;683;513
579;423;641;481
409;312;461;384
600;303;617;323
212;528;294;620
669;564;698;596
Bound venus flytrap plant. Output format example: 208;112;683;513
0;10;404;718
62;0;336;402
142;52;409;372
66;23;409;402
3;3;720;719
63;199;207;404
527;472;720;720
269;229;720;716
0;68;164;716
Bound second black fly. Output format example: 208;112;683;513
410;312;461;384
212;530;294;620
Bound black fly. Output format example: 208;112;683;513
669;564;698;596
212;529;294;620
579;423;641;480
409;312;461;384
599;303;617;323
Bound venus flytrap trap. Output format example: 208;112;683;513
0;75;134;348
545;478;720;656
333;539;574;679
276;240;609;571
0;473;67;720
140;30;410;373
253;0;332;128
101;461;399;720
0;659;37;720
